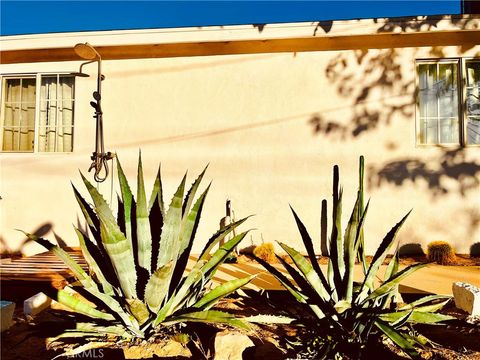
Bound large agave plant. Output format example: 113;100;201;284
24;154;255;354
254;157;454;359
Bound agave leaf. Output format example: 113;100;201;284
402;333;431;347
156;173;186;269
356;156;368;275
380;311;455;325
75;228;114;295
182;165;208;218
199;216;251;261
289;206;330;291
178;184;210;261
145;262;173;313
329;167;345;298
256;254;326;320
390;310;414;328
72;184;100;236
47;332;104;344
148;164;165;216
153;260;207;326
334;300;352;314
382;249;401;306
81;173;137;299
278;242;330;301
251;255;307;304
165;310;251;331
243;314;295;324
136;152;152;273
384;250;400;281
21;232;97;290
201;232;248;280
375;320;419;359
24;232;140;334
193;275;256;310
172;233;250;315
55;289;115;321
76;322;133;338
276;255;325;303
169;185;211;294
327;257;335;300
149;165;164;274
343;195;361;302
116;157;135;259
126;298;150;326
398;295;451;311
360;210;412;298
364;263;427;303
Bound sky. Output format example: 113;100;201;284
1;1;461;36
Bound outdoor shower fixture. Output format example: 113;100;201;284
74;42;113;183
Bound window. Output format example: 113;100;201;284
0;74;75;152
416;59;479;146
466;60;480;145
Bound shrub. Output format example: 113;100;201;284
427;241;456;265
253;242;276;263
254;156;454;359
22;154;254;357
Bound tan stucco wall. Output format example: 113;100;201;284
1;23;479;256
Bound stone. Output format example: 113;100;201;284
123;340;191;359
23;292;51;316
1;300;15;332
214;331;254;360
452;282;480;316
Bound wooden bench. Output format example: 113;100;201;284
0;248;87;302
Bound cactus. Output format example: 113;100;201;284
427;241;456;265
22;153;254;356
253;157;454;360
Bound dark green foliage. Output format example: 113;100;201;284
254;157;454;359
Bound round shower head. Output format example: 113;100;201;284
74;43;99;60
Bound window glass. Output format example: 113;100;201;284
2;78;36;151
466;60;480;145
38;75;75;152
417;62;459;145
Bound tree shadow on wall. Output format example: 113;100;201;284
308;16;480;199
309;47;414;140
309;15;479;140
367;148;480;198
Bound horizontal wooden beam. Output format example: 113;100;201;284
1;30;479;64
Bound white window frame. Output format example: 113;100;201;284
0;72;76;153
463;57;480;147
415;57;480;147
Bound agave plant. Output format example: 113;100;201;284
253;156;454;359
23;154;256;356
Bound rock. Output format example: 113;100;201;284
466;315;480;325
452;282;480;316
123;340;191;359
24;292;51;316
1;300;15;332
214;331;254;360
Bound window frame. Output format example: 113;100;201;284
0;72;76;153
415;57;480;148
463;57;480;147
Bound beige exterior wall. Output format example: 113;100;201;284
1;17;479;256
